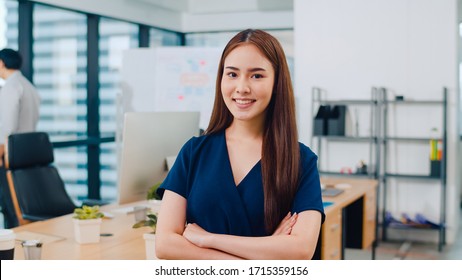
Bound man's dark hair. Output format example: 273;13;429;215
0;48;22;70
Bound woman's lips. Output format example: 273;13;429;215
233;98;256;109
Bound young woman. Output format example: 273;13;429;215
155;29;324;260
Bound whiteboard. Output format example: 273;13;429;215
118;47;222;186
120;47;222;130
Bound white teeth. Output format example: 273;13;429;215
235;99;253;105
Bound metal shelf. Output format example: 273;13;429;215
381;87;447;252
319;171;374;178
313;135;376;142
317;100;376;106
384;173;441;180
312;87;448;253
385;224;442;231
384;137;440;142
385;100;444;105
311;87;381;259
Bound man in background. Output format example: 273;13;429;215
0;48;40;228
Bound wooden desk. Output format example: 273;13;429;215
12;201;159;260
11;179;376;260
318;178;378;260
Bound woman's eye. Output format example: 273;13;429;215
226;72;237;78
252;74;263;79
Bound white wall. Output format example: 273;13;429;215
295;0;459;243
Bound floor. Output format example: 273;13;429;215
346;207;462;260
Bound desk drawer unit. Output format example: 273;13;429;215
362;189;376;248
321;209;342;260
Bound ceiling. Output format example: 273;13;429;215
135;0;293;15
32;0;294;33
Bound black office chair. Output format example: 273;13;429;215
4;132;77;225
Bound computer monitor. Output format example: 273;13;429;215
117;111;200;204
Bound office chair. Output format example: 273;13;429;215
4;132;77;225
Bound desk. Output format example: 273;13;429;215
317;178;378;260
12;201;158;260
11;179;376;260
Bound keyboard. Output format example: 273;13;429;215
322;188;344;197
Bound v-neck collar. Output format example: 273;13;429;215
222;131;261;188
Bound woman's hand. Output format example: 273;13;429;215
272;212;298;236
183;223;211;248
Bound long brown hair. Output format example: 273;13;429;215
205;29;300;234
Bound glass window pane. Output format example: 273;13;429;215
99;18;138;201
100;142;118;200
150;28;182;47
0;0;18;50
0;0;18;88
33;4;88;201
185;32;235;49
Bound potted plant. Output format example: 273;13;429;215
73;205;104;244
133;212;158;259
147;182;162;201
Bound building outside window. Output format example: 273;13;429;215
0;0;18;89
150;28;182;47
99;18;138;200
32;4;88;200
1;2;185;204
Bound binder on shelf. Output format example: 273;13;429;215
328;105;346;136
430;160;441;178
429;136;442;177
313;105;330;135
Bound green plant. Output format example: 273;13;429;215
73;205;104;220
147;181;162;200
132;212;158;234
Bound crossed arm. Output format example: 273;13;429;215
155;190;322;260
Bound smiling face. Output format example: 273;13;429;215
221;43;275;128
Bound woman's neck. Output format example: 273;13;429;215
226;119;264;141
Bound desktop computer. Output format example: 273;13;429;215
117;112;200;204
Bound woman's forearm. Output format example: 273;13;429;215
207;234;314;260
155;191;241;259
191;211;321;260
155;232;243;260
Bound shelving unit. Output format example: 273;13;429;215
381;88;447;251
311;87;381;260
311;87;381;179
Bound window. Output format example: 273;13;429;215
99;18;138;200
3;1;185;203
150;28;182;47
32;4;88;200
0;0;18;49
0;0;18;88
185;31;235;49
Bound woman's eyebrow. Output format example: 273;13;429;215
224;66;266;72
248;67;266;72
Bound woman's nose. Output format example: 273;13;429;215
236;78;250;94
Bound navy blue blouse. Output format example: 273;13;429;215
158;130;325;237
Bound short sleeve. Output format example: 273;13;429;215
291;144;326;224
157;137;193;199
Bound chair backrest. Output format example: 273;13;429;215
5;132;76;225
